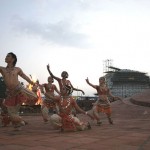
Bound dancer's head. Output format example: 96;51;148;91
61;71;68;79
5;52;17;66
36;79;39;84
99;76;106;84
48;76;54;83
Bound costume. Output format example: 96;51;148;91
0;105;11;127
36;88;42;105
41;84;59;122
90;85;113;125
58;79;71;93
30;83;43;105
3;84;37;127
4;84;38;106
50;96;89;131
94;86;111;115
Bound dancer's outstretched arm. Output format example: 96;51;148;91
108;90;122;101
47;64;60;81
70;83;85;95
85;77;97;89
19;68;34;85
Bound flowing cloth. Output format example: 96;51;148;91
86;98;112;125
0;113;11;127
41;97;59;122
42;97;56;109
0;98;11;127
50;97;88;131
3;84;38;127
93;86;112;115
50;113;87;131
4;84;38;106
94;98;111;115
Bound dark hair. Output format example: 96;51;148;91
48;76;54;83
36;79;39;84
8;52;17;66
61;71;68;78
99;77;106;82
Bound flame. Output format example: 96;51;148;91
27;74;43;105
27;74;37;91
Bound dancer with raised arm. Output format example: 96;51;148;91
41;76;60;123
45;84;93;132
47;64;85;95
86;76;121;125
0;52;37;130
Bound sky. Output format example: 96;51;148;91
0;0;150;96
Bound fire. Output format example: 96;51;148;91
26;74;43;105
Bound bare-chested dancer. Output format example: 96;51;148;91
40;76;60;123
86;77;122;125
47;64;85;96
0;52;37;130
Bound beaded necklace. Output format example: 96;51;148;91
60;96;71;109
61;79;71;90
61;79;66;91
99;83;107;91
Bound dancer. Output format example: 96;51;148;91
26;76;42;105
41;76;60;123
0;78;10;127
86;76;121;125
0;98;11;127
0;52;37;130
32;79;43;105
45;84;93;132
47;64;85;95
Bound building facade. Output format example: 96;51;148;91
105;67;150;98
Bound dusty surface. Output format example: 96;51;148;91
0;91;150;150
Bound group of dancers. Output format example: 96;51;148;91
0;52;122;131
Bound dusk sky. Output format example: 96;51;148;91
0;0;150;96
